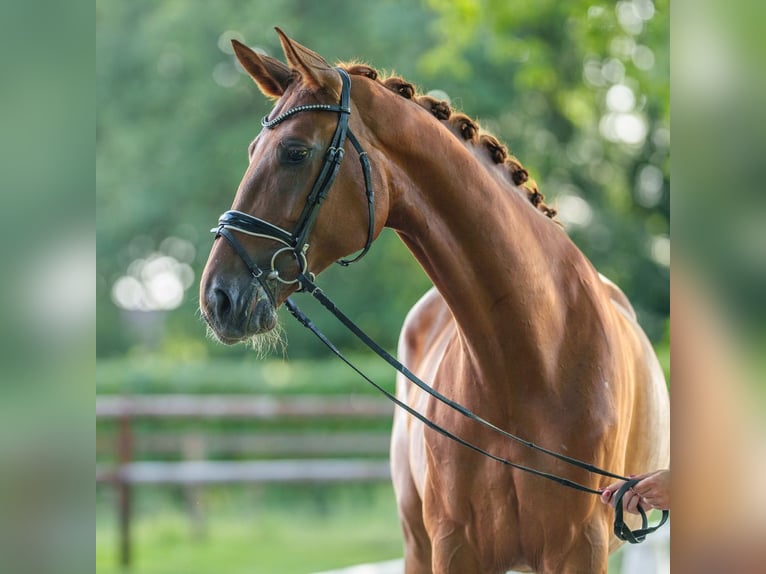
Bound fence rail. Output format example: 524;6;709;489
96;394;394;569
97;430;391;457
98;459;391;485
96;394;393;419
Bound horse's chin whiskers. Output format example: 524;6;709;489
204;324;219;342
246;320;286;359
202;318;285;358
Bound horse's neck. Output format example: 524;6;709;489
384;124;598;384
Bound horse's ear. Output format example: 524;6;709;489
231;39;291;99
275;27;339;94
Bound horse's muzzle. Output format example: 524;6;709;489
201;278;277;342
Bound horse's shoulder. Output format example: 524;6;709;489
597;272;637;322
402;286;446;327
398;287;454;365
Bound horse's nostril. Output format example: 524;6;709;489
213;287;233;322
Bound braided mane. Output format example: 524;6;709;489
343;64;558;220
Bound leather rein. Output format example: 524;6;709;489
211;68;668;544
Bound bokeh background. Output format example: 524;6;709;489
94;1;672;573
97;0;671;359
0;0;760;573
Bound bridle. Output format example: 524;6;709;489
209;68;668;544
212;68;374;298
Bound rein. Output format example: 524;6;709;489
285;278;667;545
210;68;668;544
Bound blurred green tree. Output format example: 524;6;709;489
421;0;669;335
97;0;668;359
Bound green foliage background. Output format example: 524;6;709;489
97;2;668;570
97;0;669;361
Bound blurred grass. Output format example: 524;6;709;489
95;348;670;573
97;355;397;396
96;354;400;572
96;484;402;574
94;483;649;573
97;339;668;396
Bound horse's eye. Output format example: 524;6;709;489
283;146;309;164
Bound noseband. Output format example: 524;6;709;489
212;68;374;294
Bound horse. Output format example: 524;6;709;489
199;29;670;574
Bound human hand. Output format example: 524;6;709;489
600;469;670;514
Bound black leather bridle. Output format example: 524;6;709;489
209;68;668;544
212;68;374;296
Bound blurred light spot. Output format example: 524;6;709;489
566;137;603;165
600;112;648;145
588;5;606;19
632;45;655;70
601;58;626;84
636;164;665;207
110;241;195;312
616;1;644;35
213;62;239;88
652;126;671;150
112;276;144;311
606;84;636;112
557;193;594;227
160;236;195;264
178;264;195;290
24;236;95;337
650;235;670;267
145;268;184;309
217;30;246;54
140;255;178;283
633;0;656;21
610;36;636;60
635;93;648;112
583;57;606;88
127;258;145;279
676;16;735;103
426;89;451;105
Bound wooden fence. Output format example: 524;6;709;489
96;394;394;569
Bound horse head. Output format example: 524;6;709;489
200;29;387;344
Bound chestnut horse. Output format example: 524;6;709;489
199;29;670;574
